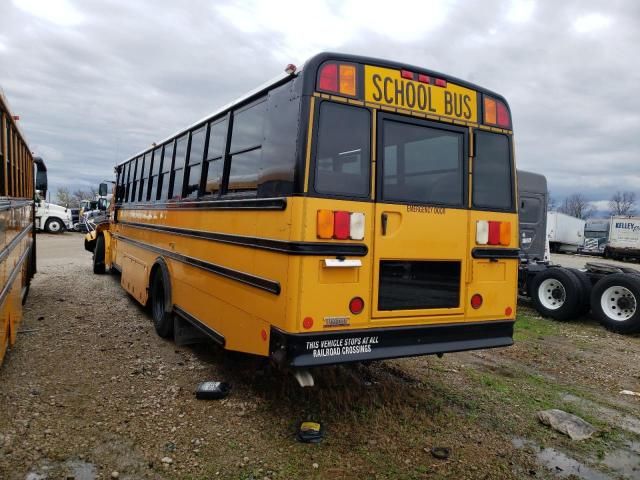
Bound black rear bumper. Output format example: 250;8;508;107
270;320;514;368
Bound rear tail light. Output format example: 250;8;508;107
476;220;512;246
303;317;314;329
349;297;364;314
349;213;365;240
471;294;483;309
317;210;334;239
333;211;350;240
499;222;511;246
483;95;511;129
317;210;365;240
488;221;501;245
476;220;489;245
318;62;358;96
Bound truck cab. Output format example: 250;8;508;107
34;192;73;233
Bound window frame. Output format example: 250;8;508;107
184;125;207;199
376;113;468;209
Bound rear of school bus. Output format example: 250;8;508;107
271;53;519;368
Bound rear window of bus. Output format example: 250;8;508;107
314;102;370;198
473;132;513;210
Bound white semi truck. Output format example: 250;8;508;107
34;195;73;233
546;211;585;253
604;216;640;261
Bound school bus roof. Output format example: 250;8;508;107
117;52;511;167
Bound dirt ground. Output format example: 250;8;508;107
0;234;639;480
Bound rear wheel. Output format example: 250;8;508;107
151;267;174;338
44;217;64;234
93;235;106;274
530;268;582;321
567;268;592;316
591;273;640;334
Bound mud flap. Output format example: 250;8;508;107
174;315;209;346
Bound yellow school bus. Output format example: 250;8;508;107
0;89;47;366
91;53;518;373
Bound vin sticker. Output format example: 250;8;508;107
407;205;446;214
305;336;379;358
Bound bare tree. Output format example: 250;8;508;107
547;191;557;211
609;191;636;216
558;193;595;220
56;187;71;206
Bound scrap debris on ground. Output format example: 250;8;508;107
0;236;639;479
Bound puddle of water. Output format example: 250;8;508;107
25;459;96;480
512;437;611;480
602;440;640;479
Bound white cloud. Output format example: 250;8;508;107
12;0;83;27
573;13;612;33
506;0;535;23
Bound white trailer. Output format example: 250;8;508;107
604;216;640;261
547;211;585;253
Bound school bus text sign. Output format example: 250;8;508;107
364;65;478;122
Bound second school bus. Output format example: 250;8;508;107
90;53;519;370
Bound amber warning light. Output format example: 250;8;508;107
318;62;357;96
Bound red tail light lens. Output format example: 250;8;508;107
333;211;350;239
471;294;483;309
318;63;338;92
303;317;314;329
496;101;511;128
488;221;501;245
349;297;364;314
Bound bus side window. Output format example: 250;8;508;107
169;135;188;200
185;126;206;199
227;98;266;196
138;152;151;202
202;118;228;197
158;141;174;202
130;157;140;203
124;161;132;204
148;146;162;202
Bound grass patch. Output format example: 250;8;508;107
514;309;563;340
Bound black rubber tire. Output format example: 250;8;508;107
44;217;65;234
590;273;640;334
530;267;582;321
150;267;174;338
93;235;106;274
566;268;592;316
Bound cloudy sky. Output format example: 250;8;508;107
1;0;638;211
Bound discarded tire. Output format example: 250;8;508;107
530;267;582;321
590;273;640;334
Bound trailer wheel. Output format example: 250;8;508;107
530;268;582;321
92;235;106;274
591;273;640;334
566;268;592;316
150;266;174;339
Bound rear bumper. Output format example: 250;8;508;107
270;320;514;368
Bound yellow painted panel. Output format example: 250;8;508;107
364;65;478;122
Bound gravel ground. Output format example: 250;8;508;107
0;234;639;480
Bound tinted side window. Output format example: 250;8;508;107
158;141;174;201
169;135;187;199
138;152;150;202
473;132;512;210
130;157;140;202
228;100;265;195
381;120;464;206
314;102;370;198
203;119;227;196
520;196;542;224
148;146;162;201
185;126;205;198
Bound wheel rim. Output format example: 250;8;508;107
48;221;61;232
538;278;566;310
600;286;637;321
